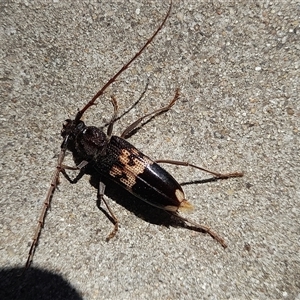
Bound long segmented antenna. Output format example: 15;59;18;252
25;1;172;269
25;147;66;269
75;0;172;122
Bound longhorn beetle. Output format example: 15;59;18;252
25;1;243;268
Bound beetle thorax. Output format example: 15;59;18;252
76;126;108;159
61;119;108;161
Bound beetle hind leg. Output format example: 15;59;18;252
172;212;227;248
155;160;243;179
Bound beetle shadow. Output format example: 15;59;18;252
88;171;223;235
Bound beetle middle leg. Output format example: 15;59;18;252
97;181;119;241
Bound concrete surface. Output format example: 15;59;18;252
1;1;299;299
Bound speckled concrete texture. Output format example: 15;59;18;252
1;1;299;299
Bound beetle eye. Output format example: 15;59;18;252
63;119;71;128
76;121;85;130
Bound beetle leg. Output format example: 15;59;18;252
61;160;89;184
155;159;243;179
61;168;85;184
171;212;227;248
106;96;119;137
120;88;180;139
104;80;149;129
98;181;119;241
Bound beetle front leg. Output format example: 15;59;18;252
120;88;180;139
105;79;149;128
98;181;119;241
106;96;119;137
60;160;89;184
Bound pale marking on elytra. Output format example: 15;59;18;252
109;148;153;188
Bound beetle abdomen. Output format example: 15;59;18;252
95;135;193;212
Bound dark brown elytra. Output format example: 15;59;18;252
25;1;243;269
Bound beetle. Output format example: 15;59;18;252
25;1;243;268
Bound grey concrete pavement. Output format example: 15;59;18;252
1;1;299;299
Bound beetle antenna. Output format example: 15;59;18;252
75;1;172;122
